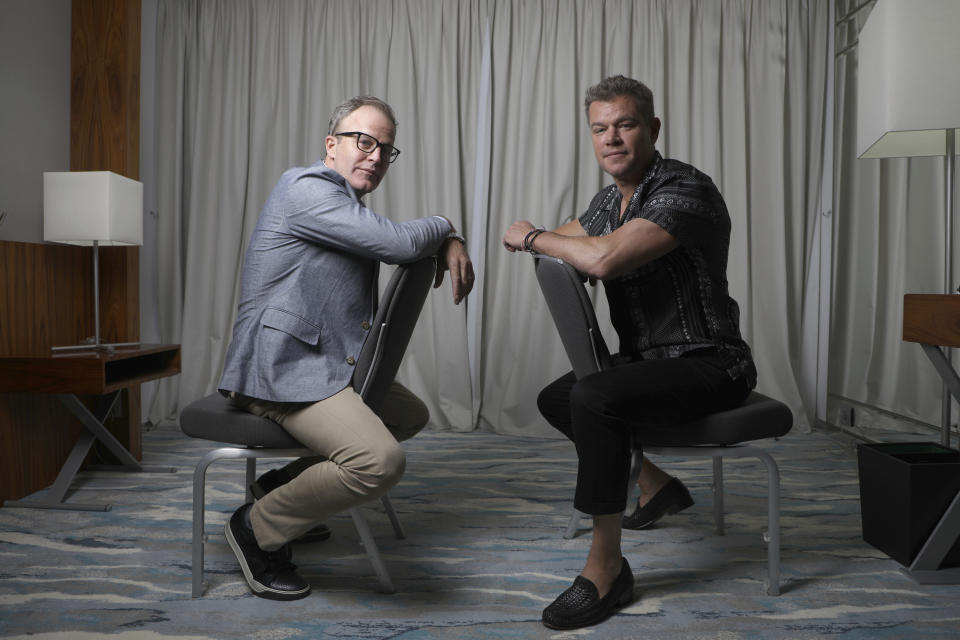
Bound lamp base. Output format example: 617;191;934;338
51;341;141;354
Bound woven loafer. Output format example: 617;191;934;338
542;558;634;630
622;476;694;530
225;504;311;601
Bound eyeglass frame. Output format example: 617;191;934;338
334;131;401;163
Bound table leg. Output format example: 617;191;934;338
3;391;174;511
921;343;960;448
899;344;960;583
902;487;960;584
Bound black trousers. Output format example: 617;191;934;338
538;350;751;515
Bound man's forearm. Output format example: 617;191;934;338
528;232;610;279
504;217;677;280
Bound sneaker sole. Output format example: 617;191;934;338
224;520;311;601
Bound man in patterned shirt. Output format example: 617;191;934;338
503;75;756;630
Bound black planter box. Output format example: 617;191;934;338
857;442;960;568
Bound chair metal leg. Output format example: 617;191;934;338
713;455;725;535
192;449;222;598
350;507;395;593
646;444;782;596
626;446;643;505
191;446;311;598
711;446;781;595
381;495;406;539
245;458;256;504
754;448;782;596
564;509;585;539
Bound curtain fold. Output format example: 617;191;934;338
831;3;951;433
152;0;488;428
478;0;826;435
150;0;828;437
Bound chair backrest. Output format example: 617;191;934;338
352;257;436;412
533;255;612;379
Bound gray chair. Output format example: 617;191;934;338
533;254;793;596
180;257;437;597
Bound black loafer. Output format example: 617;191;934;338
251;468;331;544
542;558;634;630
622;477;694;530
225;504;311;601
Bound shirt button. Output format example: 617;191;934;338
346;356;356;365
362;321;371;330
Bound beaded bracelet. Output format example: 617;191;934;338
525;228;547;252
523;227;545;252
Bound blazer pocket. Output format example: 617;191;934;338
260;307;322;346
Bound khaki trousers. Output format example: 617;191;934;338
231;381;428;551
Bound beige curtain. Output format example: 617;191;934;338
830;0;953;436
477;0;829;434
151;0;489;430
149;0;829;437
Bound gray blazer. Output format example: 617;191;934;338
218;160;449;402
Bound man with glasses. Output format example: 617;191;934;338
219;95;473;600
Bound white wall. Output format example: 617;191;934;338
0;0;162;423
0;0;71;243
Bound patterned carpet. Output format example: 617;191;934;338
1;426;959;639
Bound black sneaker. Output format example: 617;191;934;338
224;504;311;601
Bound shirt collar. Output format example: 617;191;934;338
603;151;665;216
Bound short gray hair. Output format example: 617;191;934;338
327;96;398;136
583;75;655;125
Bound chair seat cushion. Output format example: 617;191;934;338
635;391;793;447
179;393;305;449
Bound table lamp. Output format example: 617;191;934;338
857;0;960;446
857;0;960;278
43;171;143;351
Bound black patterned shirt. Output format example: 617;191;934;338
578;152;756;385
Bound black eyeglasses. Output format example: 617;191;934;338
334;131;401;163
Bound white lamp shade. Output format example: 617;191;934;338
43;171;143;246
856;0;960;159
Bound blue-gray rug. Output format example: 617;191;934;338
1;427;959;639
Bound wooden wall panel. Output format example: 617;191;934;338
71;0;140;179
70;0;142;463
0;0;142;505
72;0;141;345
0;241;93;354
0;241;91;502
0;393;82;504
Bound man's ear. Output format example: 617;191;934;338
324;135;337;162
649;117;662;144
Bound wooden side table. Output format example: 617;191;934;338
0;344;181;511
901;295;960;583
